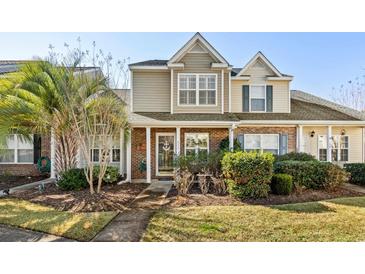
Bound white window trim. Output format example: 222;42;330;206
0;134;34;164
156;132;176;176
177;73;218;107
89;135;121;164
317;135;349;162
249;84;266;113
243;134;279;154
184;133;210;155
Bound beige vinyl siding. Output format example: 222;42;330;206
173;52;224;113
133;71;170;112
303;126;363;163
230;80;290;113
231;80;248;112
224;72;229;112
243;60;276;83
267;80;290;113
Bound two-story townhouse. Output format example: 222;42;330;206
126;32;365;183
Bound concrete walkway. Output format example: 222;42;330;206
0;224;74;242
0;177;56;197
93;181;173;242
342;183;365;194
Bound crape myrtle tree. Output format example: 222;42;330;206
0;37;130;194
331;73;365;112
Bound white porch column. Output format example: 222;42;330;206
298;125;304;152
146;127;151;183
229;127;234;151
76;148;81;168
50;129;56;178
327;125;332;162
176;127;181;156
120;128;125;175
126;130;132;182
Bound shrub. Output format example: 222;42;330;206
57;168;88;191
274;161;349;190
271;174;293;195
219;137;241;151
174;170;194;196
175;151;224;176
275;152;316;162
93;166;120;183
222;151;274;198
211;176;227;195
226;179;270;199
344;163;365;185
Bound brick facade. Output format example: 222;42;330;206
131;126;296;181
131;127;229;180
0;135;51;176
234;127;297;152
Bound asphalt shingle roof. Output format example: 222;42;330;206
129;59;168;66
134;96;362;122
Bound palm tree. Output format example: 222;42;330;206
0;61;104;175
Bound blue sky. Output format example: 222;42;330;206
1;32;365;100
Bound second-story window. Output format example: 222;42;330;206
179;74;216;106
179;75;196;105
250;85;266;112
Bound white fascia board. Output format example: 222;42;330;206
211;63;228;68
267;76;293;81
238;120;365;126
129;65;168;70
167;63;184;69
237;52;282;77
168;33;229;65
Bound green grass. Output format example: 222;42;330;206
143;196;365;242
0;198;117;241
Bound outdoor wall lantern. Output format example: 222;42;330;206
310;130;315;137
341;129;346;135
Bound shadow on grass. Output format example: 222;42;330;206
271;201;336;214
326;196;365;209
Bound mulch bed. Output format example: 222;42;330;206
164;184;365;208
0;175;49;190
11;183;149;212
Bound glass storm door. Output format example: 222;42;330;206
156;133;175;176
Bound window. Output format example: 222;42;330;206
250;85;266;112
0;135;33;164
185;133;209;157
318;135;349;162
178;74;216;106
318;135;327;161
199;75;216;105
89;136;120;163
244;134;279;155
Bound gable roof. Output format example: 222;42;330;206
236;51;284;78
168;32;230;65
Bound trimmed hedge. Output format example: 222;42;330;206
344;163;365;186
222;151;274;198
271;174;293;195
275;152;316;162
274;160;349;190
57;168;88;191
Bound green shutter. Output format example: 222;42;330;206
266;85;273;112
242;85;249;112
33;134;41;164
279;134;288;155
237;134;244;150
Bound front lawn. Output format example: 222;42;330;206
0;198;117;241
143;196;365;242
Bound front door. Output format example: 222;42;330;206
156;133;175;176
